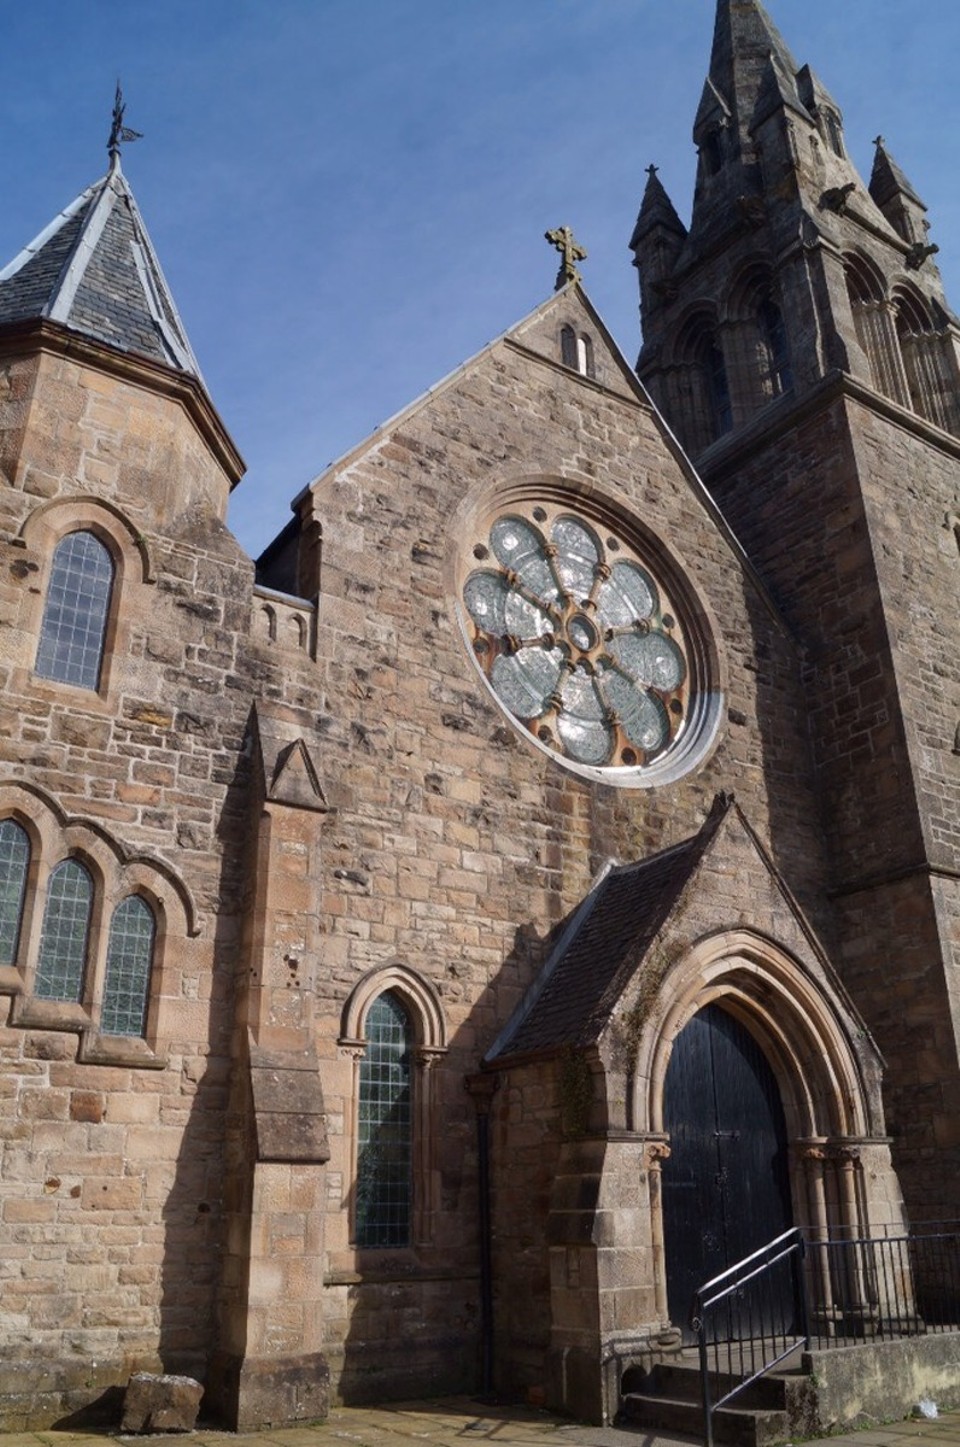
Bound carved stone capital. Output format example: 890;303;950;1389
337;1037;366;1061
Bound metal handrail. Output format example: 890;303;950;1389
689;1223;960;1445
691;1228;808;1447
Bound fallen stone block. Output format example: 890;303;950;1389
121;1373;203;1433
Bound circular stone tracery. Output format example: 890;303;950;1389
462;509;695;775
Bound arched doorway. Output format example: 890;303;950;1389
661;1002;793;1337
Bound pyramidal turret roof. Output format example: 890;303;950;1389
870;138;926;212
629;166;687;249
0;151;201;377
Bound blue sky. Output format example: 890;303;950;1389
2;2;959;559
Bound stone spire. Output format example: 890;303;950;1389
630;167;688;324
688;0;802;239
869;138;930;247
629;166;687;250
701;0;799;161
0;152;202;378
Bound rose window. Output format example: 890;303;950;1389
462;508;696;775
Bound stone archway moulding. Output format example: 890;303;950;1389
634;928;879;1143
338;961;448;1054
628;929;905;1333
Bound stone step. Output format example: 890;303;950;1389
619;1391;791;1447
624;1360;797;1410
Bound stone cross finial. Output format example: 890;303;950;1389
545;225;587;290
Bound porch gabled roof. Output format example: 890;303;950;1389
486;804;723;1061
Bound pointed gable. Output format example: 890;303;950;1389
489;794;868;1062
0;157;201;377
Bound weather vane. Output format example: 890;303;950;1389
545;225;587;290
108;82;144;160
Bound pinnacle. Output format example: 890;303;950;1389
629;167;687;250
870;137;925;211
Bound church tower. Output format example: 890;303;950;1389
632;0;960;1219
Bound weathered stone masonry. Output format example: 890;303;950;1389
1;0;958;1433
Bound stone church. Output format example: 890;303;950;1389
1;0;958;1434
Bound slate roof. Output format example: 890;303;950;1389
488;820;717;1061
0;155;201;377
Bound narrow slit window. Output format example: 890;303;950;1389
36;531;114;690
101;895;155;1036
706;338;733;436
0;820;30;966
561;325;578;369
35;858;93;1002
356;991;413;1248
702;130;724;176
759;297;793;395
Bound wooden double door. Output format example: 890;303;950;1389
661;1003;794;1339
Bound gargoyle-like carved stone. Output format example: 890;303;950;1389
906;241;940;270
821;182;856;215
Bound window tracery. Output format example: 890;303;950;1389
0;791;177;1059
461;503;719;784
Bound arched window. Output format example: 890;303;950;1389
0;820;30;966
35;858;93;1002
561;326;596;378
356;991;413;1248
845;254;907;403
758;296;792;396
35;531;114;690
702;129;724;176
825;111;844;158
704;336;733;437
101;895;155;1037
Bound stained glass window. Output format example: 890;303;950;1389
463;508;694;776
356;991;412;1248
0;820;30;966
36;531;114;690
35;858;93;1002
101;895;155;1036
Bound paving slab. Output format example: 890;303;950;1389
2;1397;960;1447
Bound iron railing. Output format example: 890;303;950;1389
690;1224;960;1446
691;1227;808;1447
806;1225;960;1341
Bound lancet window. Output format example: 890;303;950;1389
356;991;414;1248
35;530;114;691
